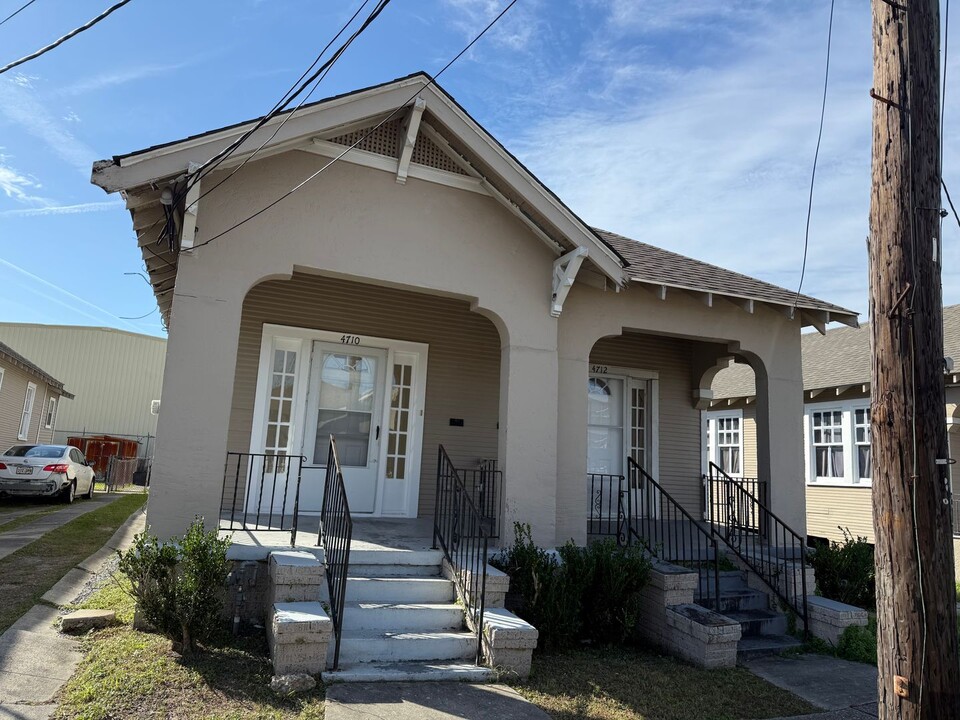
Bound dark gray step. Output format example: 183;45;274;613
725;609;788;637
736;634;803;661
698;570;748;594
698;588;770;614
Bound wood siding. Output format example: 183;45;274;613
590;334;703;514
806;485;875;544
742;406;759;477
0;359;58;451
227;273;501;517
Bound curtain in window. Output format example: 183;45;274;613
816;446;844;477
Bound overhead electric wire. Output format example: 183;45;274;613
792;0;836;314
187;0;517;253
0;0;134;75
0;0;38;28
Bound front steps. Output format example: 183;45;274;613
267;547;485;682
698;568;801;660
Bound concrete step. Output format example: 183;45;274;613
345;576;455;603
341;602;465;633
701;589;770;614
348;564;441;578
736;634;803;661
698;569;748;594
333;630;477;665
725;609;789;637
349;549;444;566
324;660;494;684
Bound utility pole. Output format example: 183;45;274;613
869;0;960;718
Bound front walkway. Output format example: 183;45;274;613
0;493;122;561
745;654;878;718
326;681;551;720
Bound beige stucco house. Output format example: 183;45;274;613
708;305;960;556
90;73;859;547
0;339;72;452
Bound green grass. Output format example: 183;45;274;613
55;581;325;720
510;646;816;720
0;493;146;634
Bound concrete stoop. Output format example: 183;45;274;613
265;547;535;683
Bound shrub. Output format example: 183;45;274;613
117;518;231;654
491;523;651;649
836;616;877;665
809;528;875;609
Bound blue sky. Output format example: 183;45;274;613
0;0;958;339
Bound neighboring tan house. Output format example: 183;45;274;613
0;324;166;452
0;340;73;452
90;74;862;675
707;304;960;552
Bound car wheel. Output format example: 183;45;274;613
61;481;75;504
84;479;94;499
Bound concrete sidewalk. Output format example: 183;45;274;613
0;504;146;720
0;493;123;561
326;682;551;720
745;654;878;719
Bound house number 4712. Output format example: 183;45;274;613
340;334;361;345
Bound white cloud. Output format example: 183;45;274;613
0;200;123;218
0;154;50;206
441;0;541;52
62;61;193;96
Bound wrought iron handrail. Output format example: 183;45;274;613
708;462;809;632
319;437;353;671
622;458;721;610
456;462;503;540
587;472;626;537
220;452;305;546
433;445;488;665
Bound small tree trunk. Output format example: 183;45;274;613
181;623;193;656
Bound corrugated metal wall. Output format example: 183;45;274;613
227;273;502;517
0;360;57;450
590;333;704;514
0;324;166;443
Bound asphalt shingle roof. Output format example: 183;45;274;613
711;304;960;398
595;229;856;317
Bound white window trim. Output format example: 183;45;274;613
703;410;745;478
19;382;36;441
44;396;57;428
804;399;872;487
0;368;4;393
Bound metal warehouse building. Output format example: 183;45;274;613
0;324;166;452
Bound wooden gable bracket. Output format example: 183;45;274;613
396;97;426;185
180;162;201;251
551;246;588;318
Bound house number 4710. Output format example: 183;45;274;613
340;334;361;345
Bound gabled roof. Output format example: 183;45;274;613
0;340;73;398
91;73;856;331
712;304;960;400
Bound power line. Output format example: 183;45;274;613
0;0;38;28
188;0;518;253
792;0;836;314
0;0;134;76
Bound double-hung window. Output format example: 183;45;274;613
811;410;844;479
716;416;742;475
45;396;57;429
807;402;872;485
19;383;36;440
854;407;871;482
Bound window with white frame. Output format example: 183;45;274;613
19;383;36;440
806;402;872;484
0;368;4;393
705;412;743;476
264;343;298;472
44;396;57;428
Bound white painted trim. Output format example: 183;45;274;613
804;398;872;487
0;367;4;393
180;162;201;250
703;409;745;478
252;323;429;518
19;382;36;441
396;97;426;184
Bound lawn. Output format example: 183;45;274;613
0;492;146;634
0;504;62;534
511;646;817;720
55;581;326;720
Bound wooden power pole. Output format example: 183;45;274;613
869;0;960;717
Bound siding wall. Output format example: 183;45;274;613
590;334;703;514
0;324;166;442
227;273;501;517
0;359;58;451
742;406;759;477
806;485;875;544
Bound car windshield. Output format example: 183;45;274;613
3;445;66;459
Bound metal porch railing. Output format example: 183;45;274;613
707;462;809;633
220;452;305;546
319;437;353;671
457;459;502;540
587;472;625;538
621;457;721;610
434;445;488;665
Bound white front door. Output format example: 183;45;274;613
301;343;386;514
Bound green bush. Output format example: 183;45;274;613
491;523;651;649
836;616;877;665
809;528;875;609
117;518;231;654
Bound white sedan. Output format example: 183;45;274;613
0;444;96;503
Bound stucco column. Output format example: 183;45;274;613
498;343;559;548
555;353;589;545
751;350;806;535
147;263;246;539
